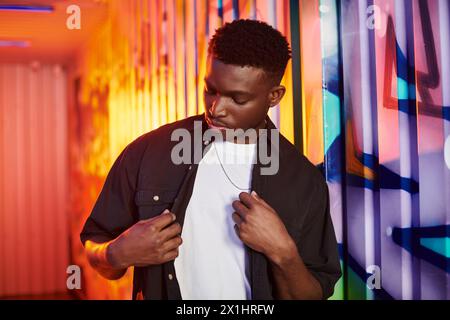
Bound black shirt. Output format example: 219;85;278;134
80;114;342;299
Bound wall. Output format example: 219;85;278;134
0;63;69;297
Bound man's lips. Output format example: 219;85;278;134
206;117;228;129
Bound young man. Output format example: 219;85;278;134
80;19;341;300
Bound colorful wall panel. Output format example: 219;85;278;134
0;63;69;297
307;0;450;299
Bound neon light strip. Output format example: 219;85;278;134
0;5;53;12
0;40;30;47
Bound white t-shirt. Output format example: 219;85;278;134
174;140;257;300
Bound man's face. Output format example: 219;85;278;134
203;56;274;138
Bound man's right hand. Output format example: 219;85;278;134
107;209;183;269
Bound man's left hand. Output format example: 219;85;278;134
232;191;296;262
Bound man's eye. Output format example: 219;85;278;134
233;99;247;105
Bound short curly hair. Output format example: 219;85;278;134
208;19;292;85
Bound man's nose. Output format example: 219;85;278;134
208;96;226;117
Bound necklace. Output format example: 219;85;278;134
212;141;252;191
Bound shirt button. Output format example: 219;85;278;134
168;273;174;280
188;165;192;170
153;195;159;201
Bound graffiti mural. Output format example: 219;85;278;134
313;0;450;299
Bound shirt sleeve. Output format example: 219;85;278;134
297;178;342;299
80;144;140;246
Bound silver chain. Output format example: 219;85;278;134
212;141;251;191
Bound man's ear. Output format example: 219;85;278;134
268;85;286;108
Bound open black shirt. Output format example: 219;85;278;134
80;114;342;299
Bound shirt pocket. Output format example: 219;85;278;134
134;189;178;220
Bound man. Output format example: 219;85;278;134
80;19;341;300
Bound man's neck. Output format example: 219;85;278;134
224;121;268;145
